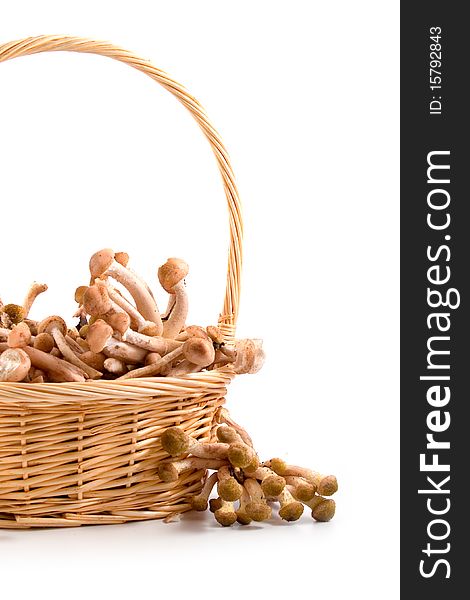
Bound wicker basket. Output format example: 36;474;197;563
0;35;243;528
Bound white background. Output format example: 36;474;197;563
0;1;399;598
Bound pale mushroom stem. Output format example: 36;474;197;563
22;282;48;318
50;328;102;379
115;346;183;380
163;281;188;339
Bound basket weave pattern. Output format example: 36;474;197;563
0;36;243;528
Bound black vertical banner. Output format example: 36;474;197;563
401;3;469;596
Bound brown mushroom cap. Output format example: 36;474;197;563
74;286;88;304
114;252;129;267
38;316;67;336
158;258;189;293
83;285;112;317
2;304;25;325
246;502;272;522
227;442;256;468
0;348;31;382
182;337;215;367
312;498;336;522
261;475;286;497
86;319;113;354
89;248;115;280
218;477;243;502
33;332;55;353
279;501;304;522
160;427;192;456
7;322;32;348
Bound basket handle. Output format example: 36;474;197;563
0;35;243;342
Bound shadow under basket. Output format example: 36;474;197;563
0;35;244;528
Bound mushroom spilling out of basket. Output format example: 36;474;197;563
159;408;338;527
0;249;264;383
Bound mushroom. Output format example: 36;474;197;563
6;323;31;348
158;258;189;339
37;316;102;379
89;249;162;332
297;495;336;522
243;478;272;522
160;427;229;459
190;472;219;511
236;485;253;525
122;328;182;355
0;348;31;382
97;279;160;336
115;346;181;379
275;487;304;522
214;499;237;527
164;337;215;377
217;465;243;501
232;339;265;374
22;282;48;318
0;343;85;382
206;326;224;345
227;442;258;469
216;425;244;445
284;476;316;502
267;459;338;496
80;351;106;372
86;319;114;353
33;332;55;353
103;357;128;376
245;466;286;497
157;457;227;483
102;337;148;365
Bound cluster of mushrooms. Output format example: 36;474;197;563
160;408;338;527
0;249;264;383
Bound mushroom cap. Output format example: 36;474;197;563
114;252;129;267
236;510;252;525
74;286;88;304
292;480;316;502
38;316;67;336
183;337;215;367
89;249;115;280
190;496;209;511
184;325;210;340
7;322;32;348
103;311;130;335
80;351;106;371
318;475;338;497
312;498;336;522
0;348;31;382
243;455;261;474
279;501;304;522
2;304;25;325
86;319;113;353
214;506;237;527
216;426;239;444
157;463;179;483
227;443;256;468
33;332;55;353
83;285;112;317
158;258;189;293
246;501;272;522
269;458;287;476
261;475;286;498
217;477;243;502
160;427;192;456
206;326;224;344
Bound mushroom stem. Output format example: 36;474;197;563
243;478;272;522
215;407;254;448
157;457;227;482
115;346;183;380
122;329;182;354
162;280;188;339
102;338;148;364
190;472;219;511
22;282;48;318
161;295;176;320
276;487;304;522
98;279;160;336
236;485;253;525
103;357;128;376
49;326;101;379
164;360;203;377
